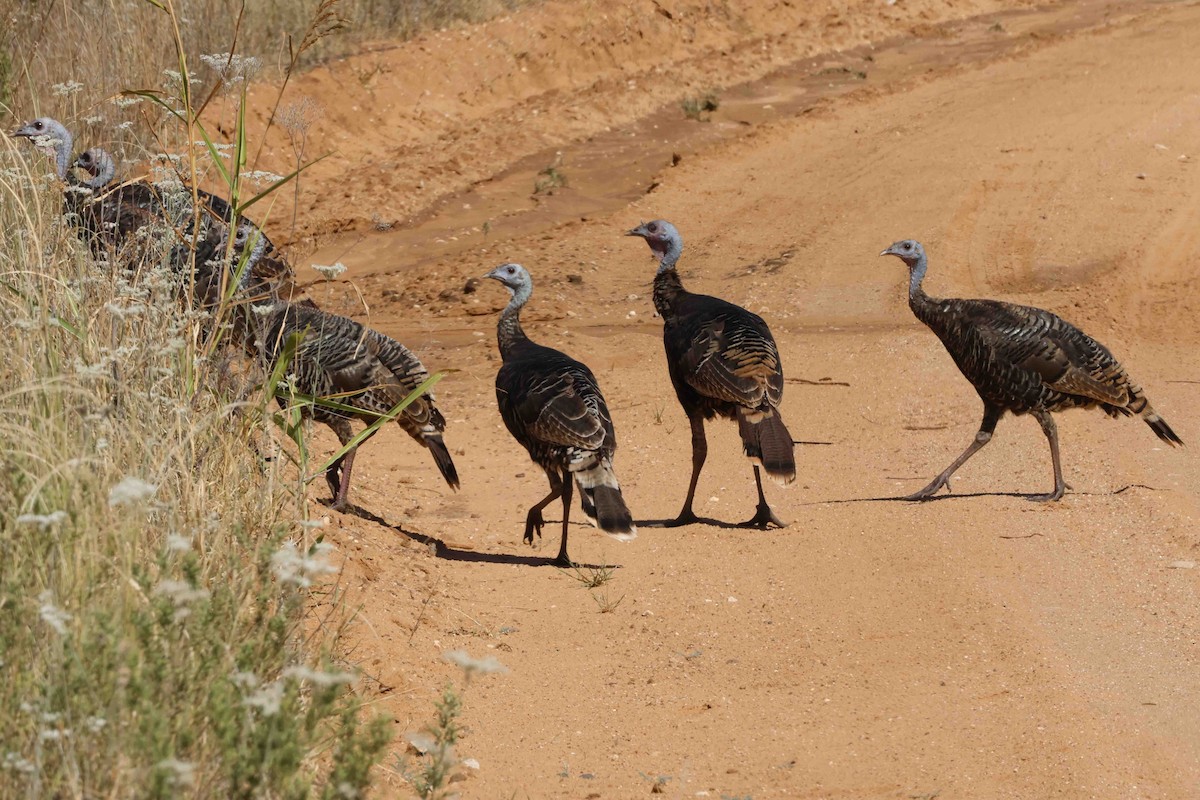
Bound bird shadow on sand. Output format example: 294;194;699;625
636;516;774;530
808;491;1029;505
343;505;617;568
807;484;1162;505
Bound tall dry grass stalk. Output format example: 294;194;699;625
0;1;399;795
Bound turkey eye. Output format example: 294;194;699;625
648;224;658;232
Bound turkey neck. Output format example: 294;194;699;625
51;130;73;181
85;157;115;190
496;282;532;359
905;252;941;326
651;238;685;320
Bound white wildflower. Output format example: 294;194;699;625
443;649;508;676
311;262;348;280
230;671;259;689
282;665;355;687
2;752;35;774
156;758;195;787
16;511;68;529
199;52;262;83
115;120;134;131
95;437;109;453
154;579;210;620
104;301;146;318
165;533;192;553
243;680;284;716
85;716;106;733
83;115;103;125
51;80;84;97
271;541;338;588
38;591;71;636
73;359;111;379
111;95;142;108
39;712;60;724
251;302;276;317
194;141;233;153
108;476;157;507
39;728;70;742
241;170;284;187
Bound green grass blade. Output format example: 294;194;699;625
311;372;444;478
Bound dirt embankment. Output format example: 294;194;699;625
224;0;1041;243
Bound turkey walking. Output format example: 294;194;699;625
485;263;635;566
250;302;459;510
880;239;1182;501
627;220;795;528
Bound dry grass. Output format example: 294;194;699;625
0;0;432;793
0;131;392;798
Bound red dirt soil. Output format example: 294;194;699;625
261;0;1200;796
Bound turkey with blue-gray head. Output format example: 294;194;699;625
245;300;459;510
485;262;636;567
881;238;1181;501
627;219;795;529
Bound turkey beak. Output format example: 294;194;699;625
626;225;646;238
879;246;896;258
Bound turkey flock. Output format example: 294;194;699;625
12;115;1184;566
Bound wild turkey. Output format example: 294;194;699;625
485;263;635;566
69;144;297;302
880;239;1182;500
73;147;114;188
13;118;103;223
17;122;295;298
12;117;74;181
248;301;458;509
628;220;796;528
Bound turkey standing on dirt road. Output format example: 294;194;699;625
880;238;1182;501
628;219;796;528
485;262;636;566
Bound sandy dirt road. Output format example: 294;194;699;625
276;1;1200;797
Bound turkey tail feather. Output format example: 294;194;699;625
1143;407;1183;447
573;460;636;541
739;410;796;485
592;486;636;540
425;434;461;489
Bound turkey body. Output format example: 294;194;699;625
882;238;1181;500
253;302;459;509
630;219;795;528
487;263;635;566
